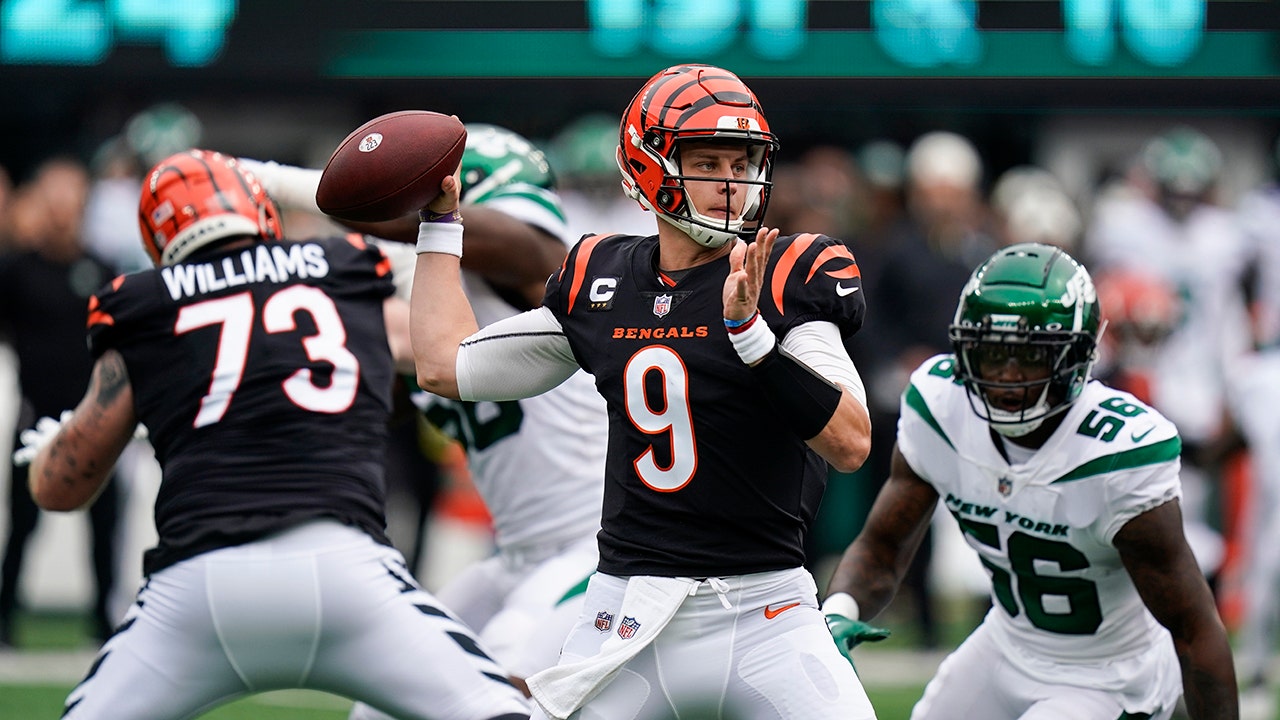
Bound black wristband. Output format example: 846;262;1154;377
750;346;843;441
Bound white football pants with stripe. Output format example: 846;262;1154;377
60;520;530;720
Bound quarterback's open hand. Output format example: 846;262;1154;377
722;226;778;322
825;613;890;673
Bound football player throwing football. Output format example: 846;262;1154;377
410;64;877;720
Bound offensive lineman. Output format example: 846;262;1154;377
410;64;877;719
18;150;531;720
823;243;1237;719
240;124;609;701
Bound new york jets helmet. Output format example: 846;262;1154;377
460;123;556;204
948;243;1103;437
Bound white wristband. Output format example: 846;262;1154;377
416;221;464;257
727;315;777;366
821;592;860;620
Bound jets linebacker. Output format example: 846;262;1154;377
824;243;1237;719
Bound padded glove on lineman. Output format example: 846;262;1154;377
12;411;149;466
825;614;891;673
13;411;74;467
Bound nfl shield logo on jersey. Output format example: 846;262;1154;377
618;616;641;639
653;294;672;318
595;611;613;632
998;476;1012;497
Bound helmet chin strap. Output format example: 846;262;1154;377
655;211;737;249
990;411;1049;438
986;384;1054;437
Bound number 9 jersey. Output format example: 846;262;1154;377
543;231;864;579
86;235;397;576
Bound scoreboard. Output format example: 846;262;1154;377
1;0;1274;81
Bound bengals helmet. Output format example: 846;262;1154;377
617;64;778;248
948;243;1103;437
139;149;282;266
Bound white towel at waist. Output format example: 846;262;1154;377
527;575;698;719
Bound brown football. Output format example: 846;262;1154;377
316;110;467;222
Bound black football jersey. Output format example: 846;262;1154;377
87;237;397;575
544;232;865;577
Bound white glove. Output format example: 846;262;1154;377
238;158;323;214
13;410;74;467
11;412;149;467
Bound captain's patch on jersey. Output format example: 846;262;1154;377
588;277;618;310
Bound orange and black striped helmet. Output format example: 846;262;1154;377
138;149;282;266
617;64;778;248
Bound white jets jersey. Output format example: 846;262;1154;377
899;354;1183;669
374;187;607;551
1238;185;1280;347
1087;194;1252;442
1226;349;1280;498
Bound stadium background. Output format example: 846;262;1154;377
0;0;1277;704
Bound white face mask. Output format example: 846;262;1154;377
985;384;1054;437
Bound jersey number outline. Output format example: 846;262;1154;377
957;518;1103;635
1077;396;1148;442
422;397;524;453
175;286;359;428
624;345;697;492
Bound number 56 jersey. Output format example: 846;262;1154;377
899;354;1183;668
87;236;397;575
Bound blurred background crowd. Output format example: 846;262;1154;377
0;0;1278;713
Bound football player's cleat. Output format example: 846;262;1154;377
616;63;779;249
139;149;283;267
948;242;1103;437
460;123;557;204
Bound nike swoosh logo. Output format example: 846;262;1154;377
835;283;859;297
1130;426;1154;442
763;602;801;619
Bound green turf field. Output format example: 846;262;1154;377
0;611;931;719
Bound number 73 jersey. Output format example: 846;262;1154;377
899;354;1183;666
84;237;396;574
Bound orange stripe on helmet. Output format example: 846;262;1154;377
566;235;607;314
770;234;818;315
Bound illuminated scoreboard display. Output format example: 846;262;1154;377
1;0;1275;81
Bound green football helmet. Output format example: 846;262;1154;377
1142;125;1221;197
460;123;556;204
948;243;1102;437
